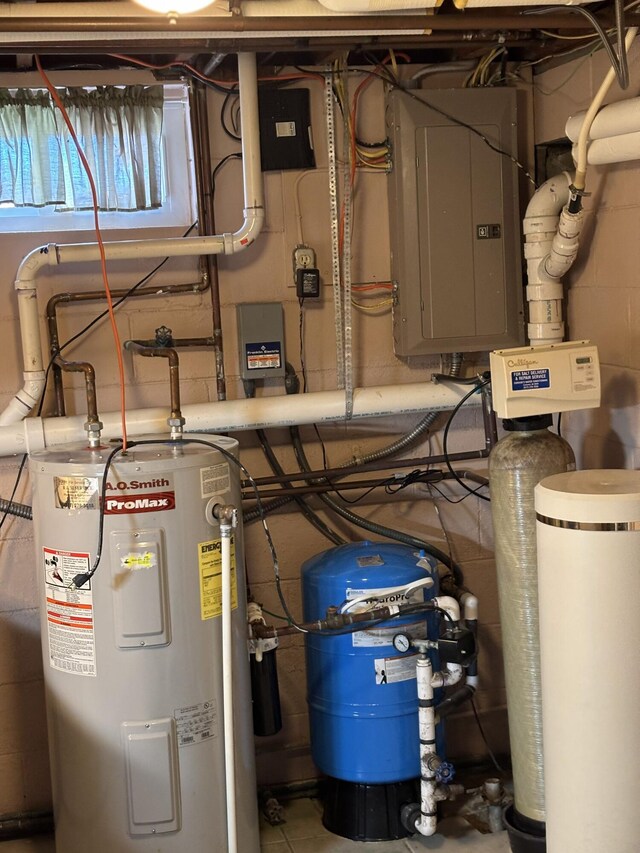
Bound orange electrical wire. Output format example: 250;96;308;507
35;56;128;450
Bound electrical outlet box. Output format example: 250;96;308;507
293;245;320;297
490;341;601;419
236;302;286;380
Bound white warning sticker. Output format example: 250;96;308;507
200;463;231;499
374;653;418;685
174;699;217;747
44;547;96;677
54;476;98;510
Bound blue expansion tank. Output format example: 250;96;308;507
303;541;441;784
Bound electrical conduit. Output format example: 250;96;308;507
0;51;264;426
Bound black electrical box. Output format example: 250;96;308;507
296;268;321;299
258;87;315;172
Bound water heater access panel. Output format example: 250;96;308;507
387;87;525;356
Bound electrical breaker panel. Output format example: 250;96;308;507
387;87;525;356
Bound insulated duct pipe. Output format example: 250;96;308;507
571;132;640;166
0;51;264;427
0;380;481;457
566;96;640;142
523;172;583;347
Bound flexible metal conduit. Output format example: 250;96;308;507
0;497;33;521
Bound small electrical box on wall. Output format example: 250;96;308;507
237;302;286;380
387;87;525;355
258;88;315;172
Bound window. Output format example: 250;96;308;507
0;82;195;232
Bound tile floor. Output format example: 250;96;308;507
0;797;510;852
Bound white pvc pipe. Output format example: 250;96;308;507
566;97;640;142
571;132;640;166
220;518;238;853
0;51;264;427
523;172;584;347
0;380;480;457
432;595;460;623
416;656;438;837
574;28;638;191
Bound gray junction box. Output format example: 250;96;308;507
237;302;286;380
387;87;525;356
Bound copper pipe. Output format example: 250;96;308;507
189;80;227;401
124;341;182;422
53;355;100;435
132;337;214;348
45;278;205;417
251;601;434;640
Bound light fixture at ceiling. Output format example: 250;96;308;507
131;0;217;15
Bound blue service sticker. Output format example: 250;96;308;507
245;341;282;371
511;368;550;392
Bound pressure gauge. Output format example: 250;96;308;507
393;633;412;654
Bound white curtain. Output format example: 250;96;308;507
0;86;164;211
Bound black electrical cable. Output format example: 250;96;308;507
212;152;242;195
69;443;123;589
116;437;443;637
525;1;630;90
557;412;563;438
442;381;491;503
471;697;506;776
51;221;198;359
221;89;242;141
255;428;345;547
290;426;465;587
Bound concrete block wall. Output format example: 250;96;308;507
0;64;511;814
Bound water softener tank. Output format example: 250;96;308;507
303;541;440;842
30;436;260;853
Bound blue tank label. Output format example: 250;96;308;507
511;368;550;391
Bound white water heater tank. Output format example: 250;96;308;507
536;470;640;853
29;435;260;853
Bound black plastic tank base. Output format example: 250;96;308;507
503;805;547;853
322;776;419;841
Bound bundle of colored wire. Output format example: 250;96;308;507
35;57;128;449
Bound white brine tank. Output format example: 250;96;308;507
29;435;260;853
536;470;640;853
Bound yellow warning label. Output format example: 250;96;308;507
198;537;238;621
121;551;156;571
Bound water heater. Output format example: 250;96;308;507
29;435;259;853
